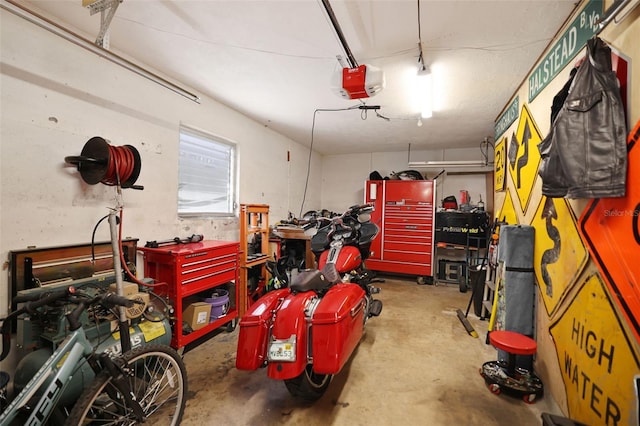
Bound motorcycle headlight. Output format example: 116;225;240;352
304;227;318;237
358;212;371;223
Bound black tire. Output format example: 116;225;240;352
65;344;187;426
284;364;332;401
225;318;237;333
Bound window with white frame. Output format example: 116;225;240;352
178;126;236;216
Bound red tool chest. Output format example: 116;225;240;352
139;240;239;349
365;180;436;283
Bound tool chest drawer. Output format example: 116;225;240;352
382;248;432;264
178;251;237;286
384;204;433;216
384;218;433;228
383;240;432;252
383;223;432;236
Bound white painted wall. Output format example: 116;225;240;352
0;10;322;318
320;148;490;213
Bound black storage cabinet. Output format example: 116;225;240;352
435;211;490;247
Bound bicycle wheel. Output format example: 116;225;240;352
66;344;187;425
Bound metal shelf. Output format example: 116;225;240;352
239;204;270;313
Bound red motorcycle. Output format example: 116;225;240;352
236;204;383;400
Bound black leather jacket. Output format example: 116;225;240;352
538;37;627;198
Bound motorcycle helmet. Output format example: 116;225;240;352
369;170;384;180
442;195;458;210
390;170;424;180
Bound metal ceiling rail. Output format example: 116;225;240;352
596;0;638;33
1;0;200;103
319;0;358;69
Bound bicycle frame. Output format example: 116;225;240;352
0;325;92;425
1;196;166;424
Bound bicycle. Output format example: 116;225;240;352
0;286;187;425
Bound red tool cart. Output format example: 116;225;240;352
365;179;436;284
139;240;239;350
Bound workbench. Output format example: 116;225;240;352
270;227;316;270
434;211;489;290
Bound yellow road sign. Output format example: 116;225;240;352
549;274;640;426
507;104;542;215
494;137;507;192
531;196;588;315
495;190;518;225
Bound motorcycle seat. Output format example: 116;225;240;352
290;269;330;293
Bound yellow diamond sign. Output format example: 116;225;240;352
507;104;542;214
495;190;518;225
549;274;640;426
531;196;588;315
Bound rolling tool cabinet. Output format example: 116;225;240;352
139;240;240;349
364;180;436;283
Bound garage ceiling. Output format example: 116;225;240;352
16;0;578;155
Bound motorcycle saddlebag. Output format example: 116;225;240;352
236;289;289;370
311;283;366;374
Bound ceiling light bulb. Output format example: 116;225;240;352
417;117;423;127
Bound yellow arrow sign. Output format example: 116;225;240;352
507;104;542;214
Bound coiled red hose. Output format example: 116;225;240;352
103;145;136;186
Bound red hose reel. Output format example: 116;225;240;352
65;136;143;189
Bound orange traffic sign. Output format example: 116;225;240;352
579;119;640;344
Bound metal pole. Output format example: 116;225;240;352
319;0;358;69
1;0;200;103
109;210;131;353
596;0;632;33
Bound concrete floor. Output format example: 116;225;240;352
180;276;561;426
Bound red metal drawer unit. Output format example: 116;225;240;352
139;240;240;349
365;180;436;283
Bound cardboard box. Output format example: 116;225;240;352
109;282;138;296
183;302;210;330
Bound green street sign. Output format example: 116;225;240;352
528;0;603;102
495;96;519;138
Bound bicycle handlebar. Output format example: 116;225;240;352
301;204;374;228
19;288;71;310
67;291;140;331
0;289;71;361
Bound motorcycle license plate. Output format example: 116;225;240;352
268;335;296;362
